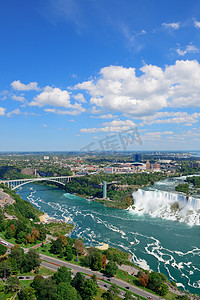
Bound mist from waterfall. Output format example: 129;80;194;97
130;188;200;226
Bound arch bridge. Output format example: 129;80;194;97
0;176;78;190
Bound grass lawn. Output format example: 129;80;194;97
0;232;16;245
0;291;14;300
19;280;32;288
19;266;55;277
37;243;86;266
164;290;177;300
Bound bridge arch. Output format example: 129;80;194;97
12;179;66;190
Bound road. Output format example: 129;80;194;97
1;238;163;300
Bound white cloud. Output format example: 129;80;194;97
162;22;180;30
30;86;71;107
176;44;198;56
194;19;200;28
139;112;200;126
42;124;47;127
0;107;6;116
73;93;86;103
11;95;26;102
75;60;200;117
90;114;116;119
81;119;135;133
44;106;85;115
11;80;40;91
30;86;85;115
7;108;21;117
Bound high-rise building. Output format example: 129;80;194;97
153;162;160;170
133;153;142;162
146;160;151;170
103;181;107;198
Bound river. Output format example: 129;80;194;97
17;177;200;295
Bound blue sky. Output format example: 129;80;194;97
1;0;200;151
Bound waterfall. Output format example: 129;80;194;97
129;189;200;226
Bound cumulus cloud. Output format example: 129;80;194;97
139;112;200;126
30;86;71;107
44;106;85;115
75;60;200;117
81;119;136;133
11;95;26;102
176;44;198;56
194;19;200;28
90;114;116;119
73;93;86;103
11;80;40;91
162;22;180;30
29;86;85;115
7;108;21;117
0;107;6;115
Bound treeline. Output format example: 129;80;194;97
175;183;189;194
0;183;41;222
179;162;200;175
64;172;167;200
186;176;200;188
0;217;47;245
0;166;32;180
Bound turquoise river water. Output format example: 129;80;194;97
17;179;200;295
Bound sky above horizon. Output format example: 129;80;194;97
1;0;200;151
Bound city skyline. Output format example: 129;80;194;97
1;0;200;151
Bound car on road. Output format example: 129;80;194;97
19;276;24;279
26;276;30;279
125;286;130;289
147;297;152;300
104;284;107;288
0;241;8;245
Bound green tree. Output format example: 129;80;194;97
124;291;133;299
5;227;13;239
10;245;25;271
57;282;79;300
80;277;98;300
5;276;20;292
105;260;118;276
30;275;44;292
52;266;72;285
36;278;57;300
65;244;73;261
108;284;120;297
16;231;27;244
72;272;85;292
0;244;7;256
18;286;35;300
50;238;63;255
102;291;114;300
0;260;12;279
86;247;102;271
21;249;40;273
158;282;169;296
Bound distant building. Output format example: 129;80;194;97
133;153;142;163
146;160;151;170
104;167;114;174
21;168;37;176
103;181;107;198
153;162;160;170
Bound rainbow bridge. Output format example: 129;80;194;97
0;175;80;190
